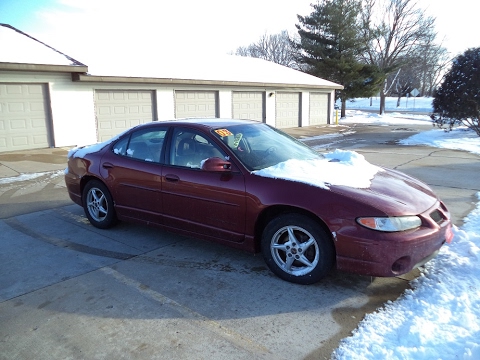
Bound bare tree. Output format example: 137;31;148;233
234;31;301;69
360;0;437;114
386;63;420;106
416;37;451;96
384;32;450;100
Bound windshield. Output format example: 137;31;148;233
211;123;323;171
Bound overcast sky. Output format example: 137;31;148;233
1;0;478;64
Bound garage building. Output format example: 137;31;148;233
0;24;342;153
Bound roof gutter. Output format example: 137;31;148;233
72;73;344;90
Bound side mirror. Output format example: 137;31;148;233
201;157;232;172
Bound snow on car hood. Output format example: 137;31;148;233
252;150;383;190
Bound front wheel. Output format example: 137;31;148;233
82;180;117;229
261;214;335;285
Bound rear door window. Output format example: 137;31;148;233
113;128;167;163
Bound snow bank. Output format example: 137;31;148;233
400;127;480;156
333;193;480;360
339;110;432;125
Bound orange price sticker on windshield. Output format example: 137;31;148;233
215;129;233;137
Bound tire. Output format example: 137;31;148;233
82;180;117;229
261;213;335;285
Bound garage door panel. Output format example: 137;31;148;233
11;119;26;129
32;134;47;144
30;101;45;112
310;93;329;125
12;136;28;146
175;91;218;118
28;86;42;95
113;93;125;100
114;106;126;114
232;91;264;122
8;103;25;112
275;92;300;128
5;85;22;94
97;92;110;101
95;90;155;142
0;83;50;152
99;122;112;130
128;119;144;127
98;106;111;115
32;118;47;128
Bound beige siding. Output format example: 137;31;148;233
95;90;155;142
232;91;264;122
175;91;218;118
309;93;330;125
0;83;51;152
275;92;300;128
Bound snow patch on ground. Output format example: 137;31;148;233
0;170;64;185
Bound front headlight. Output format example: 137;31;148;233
356;216;422;232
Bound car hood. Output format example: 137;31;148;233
329;167;438;216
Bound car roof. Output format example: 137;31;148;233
137;118;261;130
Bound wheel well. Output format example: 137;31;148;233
254;205;333;251
79;176;103;202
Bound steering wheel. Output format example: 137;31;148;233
264;146;277;157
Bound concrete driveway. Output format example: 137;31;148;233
1;124;479;360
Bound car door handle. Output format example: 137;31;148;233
102;162;114;169
165;174;180;182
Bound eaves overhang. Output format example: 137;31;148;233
0;62;88;73
72;73;344;90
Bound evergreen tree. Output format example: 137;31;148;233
432;48;480;137
293;0;381;117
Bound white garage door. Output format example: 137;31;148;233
275;92;300;129
0;83;51;152
232;91;264;122
95;90;155;142
175;91;218;119
309;93;330;125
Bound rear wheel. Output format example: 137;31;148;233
82;180;117;229
261;214;334;285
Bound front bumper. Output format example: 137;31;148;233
334;200;452;277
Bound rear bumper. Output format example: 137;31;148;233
64;173;82;207
334;201;452;277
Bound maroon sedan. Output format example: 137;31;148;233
65;119;453;284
